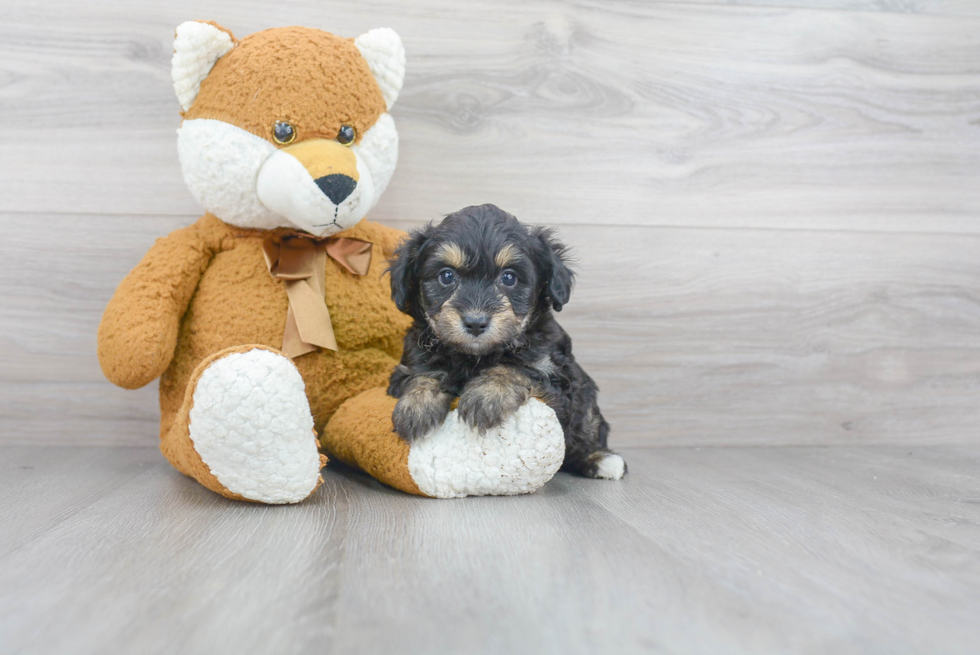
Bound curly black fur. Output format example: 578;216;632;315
386;203;625;479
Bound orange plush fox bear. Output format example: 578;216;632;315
98;22;565;503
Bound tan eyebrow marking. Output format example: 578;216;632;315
436;242;467;268
495;243;521;268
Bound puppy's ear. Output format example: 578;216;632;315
387;224;433;318
533;227;574;312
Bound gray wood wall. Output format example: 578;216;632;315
2;0;978;448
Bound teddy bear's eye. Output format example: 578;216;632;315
337;124;356;146
273;121;296;145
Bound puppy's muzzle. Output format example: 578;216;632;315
462;312;491;336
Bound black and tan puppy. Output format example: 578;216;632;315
386;203;626;480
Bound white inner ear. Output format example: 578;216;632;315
354;28;406;109
172;21;235;111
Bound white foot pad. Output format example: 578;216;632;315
407;398;565;498
595;453;626;480
188;349;322;504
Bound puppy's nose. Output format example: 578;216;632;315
315;174;357;204
462;313;491;336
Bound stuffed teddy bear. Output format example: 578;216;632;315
97;21;565;503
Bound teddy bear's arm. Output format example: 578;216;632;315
98;223;214;389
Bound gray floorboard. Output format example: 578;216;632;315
1;444;977;654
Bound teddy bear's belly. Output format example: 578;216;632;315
183;249;290;353
158;247;407;438
180;244;408;354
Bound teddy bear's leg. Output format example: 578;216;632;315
321;388;565;498
160;345;326;504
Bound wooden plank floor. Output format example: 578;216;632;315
1;444;978;654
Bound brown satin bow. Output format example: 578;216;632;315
262;233;373;358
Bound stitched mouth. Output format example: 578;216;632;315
312;187;360;228
313;205;347;228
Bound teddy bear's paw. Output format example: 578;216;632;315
406;398;565;498
187;348;323;504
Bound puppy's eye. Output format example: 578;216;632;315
337;124;356;146
273;121;296;145
438;268;456;286
500;270;518;287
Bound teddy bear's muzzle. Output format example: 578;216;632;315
256;138;370;237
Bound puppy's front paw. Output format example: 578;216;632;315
392;378;453;442
457;368;531;434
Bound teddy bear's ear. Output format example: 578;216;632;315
171;21;237;112
354;28;406;110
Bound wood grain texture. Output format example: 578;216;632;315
568;223;980;447
4;214;979;448
1;0;978;232
2;1;979;448
0;445;152;558
1;444;978;654
674;0;980;17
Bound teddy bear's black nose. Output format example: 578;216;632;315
315;174;357;205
